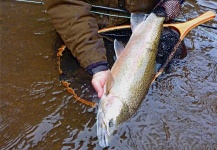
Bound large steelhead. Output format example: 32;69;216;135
97;13;165;148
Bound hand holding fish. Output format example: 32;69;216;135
91;70;108;98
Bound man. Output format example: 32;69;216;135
44;0;185;98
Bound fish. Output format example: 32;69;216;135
97;13;165;148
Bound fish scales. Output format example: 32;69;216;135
110;13;165;115
97;13;165;148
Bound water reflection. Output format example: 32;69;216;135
1;0;217;149
197;0;217;10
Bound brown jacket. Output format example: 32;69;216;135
43;0;157;70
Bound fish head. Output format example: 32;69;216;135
97;93;130;148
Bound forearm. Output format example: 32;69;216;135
44;0;108;70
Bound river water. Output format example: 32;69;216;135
0;0;217;149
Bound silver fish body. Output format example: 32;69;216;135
97;13;165;148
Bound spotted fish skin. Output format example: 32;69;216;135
97;13;165;148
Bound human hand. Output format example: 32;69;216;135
91;70;108;98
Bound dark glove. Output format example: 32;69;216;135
125;0;155;13
156;27;187;65
86;61;109;75
153;0;185;21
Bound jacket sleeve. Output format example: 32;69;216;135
43;0;108;72
125;0;155;13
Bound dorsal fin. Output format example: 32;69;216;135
131;13;148;32
105;70;115;95
114;39;125;60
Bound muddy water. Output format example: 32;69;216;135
0;0;217;149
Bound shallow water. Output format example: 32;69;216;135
0;0;217;149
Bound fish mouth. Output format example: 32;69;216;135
97;126;110;148
97;111;110;148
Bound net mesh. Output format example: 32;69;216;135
156;27;182;65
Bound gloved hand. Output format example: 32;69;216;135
153;0;185;21
125;0;184;21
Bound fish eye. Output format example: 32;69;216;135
109;119;114;128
